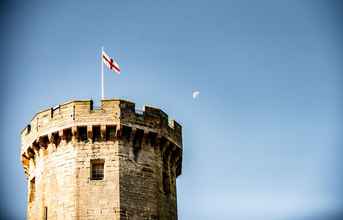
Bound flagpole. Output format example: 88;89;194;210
101;46;104;100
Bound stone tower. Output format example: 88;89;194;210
20;99;183;220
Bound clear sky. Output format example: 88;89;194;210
1;0;343;219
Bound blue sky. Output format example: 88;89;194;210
1;0;343;219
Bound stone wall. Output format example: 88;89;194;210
21;99;183;220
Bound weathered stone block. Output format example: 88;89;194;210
21;99;183;220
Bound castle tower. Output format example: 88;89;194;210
20;99;183;220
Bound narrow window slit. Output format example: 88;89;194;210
44;206;48;220
29;177;35;203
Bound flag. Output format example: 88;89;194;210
102;51;121;74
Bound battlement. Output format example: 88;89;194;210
21;99;182;150
20;99;183;177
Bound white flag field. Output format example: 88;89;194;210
102;50;121;74
100;48;121;100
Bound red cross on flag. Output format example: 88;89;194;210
102;50;121;74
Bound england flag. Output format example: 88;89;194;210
102;50;121;74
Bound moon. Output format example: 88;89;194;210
192;91;200;99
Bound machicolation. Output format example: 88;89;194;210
20;99;183;220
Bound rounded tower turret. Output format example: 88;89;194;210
20;99;183;220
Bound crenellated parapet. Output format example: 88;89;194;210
21;98;184;220
20;99;183;177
